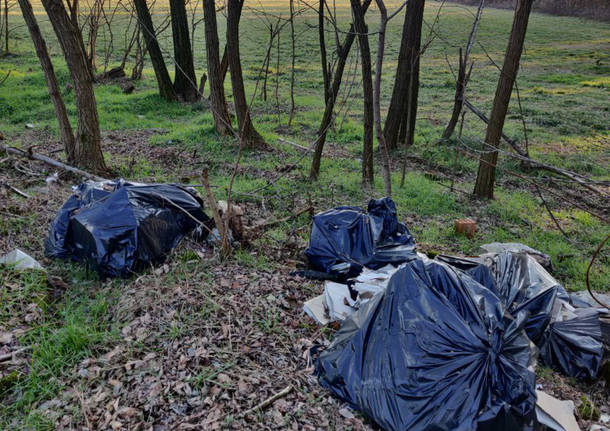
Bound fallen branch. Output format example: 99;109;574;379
277;138;311;153
458;106;607;196
1;182;30;199
241;385;293;417
0;144;107;182
0;346;32;362
463;100;527;156
246;205;313;236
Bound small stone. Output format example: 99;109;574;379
338;407;355;419
25;123;34;129
0;332;13;344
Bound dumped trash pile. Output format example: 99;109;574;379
45;180;210;278
303;198;609;431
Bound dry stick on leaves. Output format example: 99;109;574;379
201;167;230;257
246;205;313;237
0;143;107;181
1;181;30;198
241;385;294;418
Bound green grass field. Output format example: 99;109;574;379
0;1;609;429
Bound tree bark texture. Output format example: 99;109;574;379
226;0;266;149
473;0;534;199
170;0;199;102
203;0;232;135
351;0;374;186
383;0;425;150
133;0;177;101
41;0;107;173
18;0;75;161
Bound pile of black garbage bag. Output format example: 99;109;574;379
45;180;210;278
305;197;416;277
306;198;606;431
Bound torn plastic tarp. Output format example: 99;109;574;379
316;256;537;431
45;180;210;278
305;197;415;277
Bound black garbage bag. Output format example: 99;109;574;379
539;308;604;380
441;252;568;345
305;197;415;277
316;256;537;431
45;180;210;278
440;252;604;379
45;181;115;258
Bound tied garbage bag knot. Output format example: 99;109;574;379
315;256;538;431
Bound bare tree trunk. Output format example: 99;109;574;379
442;0;483;140
220;43;228;82
473;0;534;199
203;0;232;135
41;0;107;173
18;0;75;161
133;0;177;101
262;24;273;101
226;0;266;149
383;0;425;150
318;0;330;104
310;0;372;181
170;0;199;102
373;0;392;196
351;0;373;186
4;0;8;53
287;0;296;126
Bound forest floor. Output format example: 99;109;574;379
1;1;609;429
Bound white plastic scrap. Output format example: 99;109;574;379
535;390;580;431
0;249;44;271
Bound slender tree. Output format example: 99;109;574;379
310;0;372;181
384;0;425;151
351;0;374;186
170;0;199;101
41;0;107;173
287;0;296;126
473;0;535;198
133;0;177;101
373;0;393;196
18;0;75;160
203;0;232;135
226;0;266;148
318;0;330;104
442;0;484;140
3;0;9;53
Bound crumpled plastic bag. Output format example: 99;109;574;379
439;252;603;379
539;306;603;380
305;197;415;277
316;256;537;431
45;180;210;278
